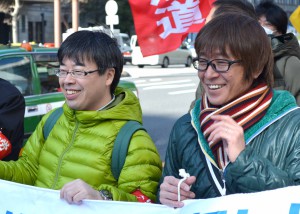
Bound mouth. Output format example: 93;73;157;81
207;84;225;90
66;89;81;95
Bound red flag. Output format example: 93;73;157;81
129;0;214;57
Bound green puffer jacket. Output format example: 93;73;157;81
0;87;162;202
158;90;300;201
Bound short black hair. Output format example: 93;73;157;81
255;1;288;34
57;30;123;95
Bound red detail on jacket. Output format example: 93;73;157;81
132;190;152;203
0;132;12;159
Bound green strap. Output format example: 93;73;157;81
43;107;63;139
111;121;146;180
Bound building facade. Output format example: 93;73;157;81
18;1;55;44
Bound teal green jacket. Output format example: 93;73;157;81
158;90;300;201
0;87;162;202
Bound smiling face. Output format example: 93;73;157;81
198;51;255;106
59;58;114;111
195;14;274;105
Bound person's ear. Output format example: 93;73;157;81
253;69;262;79
106;68;115;86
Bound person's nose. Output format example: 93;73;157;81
204;64;220;79
63;72;76;83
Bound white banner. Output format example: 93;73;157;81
1;179;300;214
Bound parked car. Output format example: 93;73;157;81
0;47;138;140
131;35;193;68
115;33;132;64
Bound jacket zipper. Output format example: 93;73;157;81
51;120;79;189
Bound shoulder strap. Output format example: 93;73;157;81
111;120;146;180
43;107;63;140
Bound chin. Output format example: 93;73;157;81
206;95;225;106
210;101;224;106
66;101;79;110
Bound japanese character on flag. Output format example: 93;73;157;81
129;0;214;57
0;130;12;159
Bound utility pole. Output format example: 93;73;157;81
54;0;61;47
72;0;79;32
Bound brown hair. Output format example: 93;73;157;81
195;14;273;87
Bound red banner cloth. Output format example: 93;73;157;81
129;0;214;57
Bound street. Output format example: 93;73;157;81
122;64;199;161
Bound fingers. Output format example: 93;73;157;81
60;180;82;205
60;179;100;204
206;115;241;142
205;115;245;162
159;176;196;208
185;176;197;186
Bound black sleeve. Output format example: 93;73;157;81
0;79;25;160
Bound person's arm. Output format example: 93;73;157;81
283;56;300;106
0;111;49;184
60;130;162;204
157;117;196;208
0;84;25;160
98;130;162;202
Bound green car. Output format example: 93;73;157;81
0;47;138;140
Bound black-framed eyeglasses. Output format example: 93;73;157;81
55;69;99;79
192;58;242;73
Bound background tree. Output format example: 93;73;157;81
0;0;20;43
0;0;13;11
115;0;135;35
0;0;13;44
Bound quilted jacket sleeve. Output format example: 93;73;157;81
225;109;300;194
0;112;50;184
98;129;162;202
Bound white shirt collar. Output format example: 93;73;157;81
98;94;116;111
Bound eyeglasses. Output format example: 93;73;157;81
55;69;99;79
192;58;242;73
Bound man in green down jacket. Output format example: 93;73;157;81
0;31;162;204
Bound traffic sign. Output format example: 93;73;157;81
105;0;119;31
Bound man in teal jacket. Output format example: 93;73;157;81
158;14;300;208
0;31;162;204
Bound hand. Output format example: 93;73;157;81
60;179;102;204
206;115;245;162
159;175;196;208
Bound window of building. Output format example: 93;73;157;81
28;22;33;42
